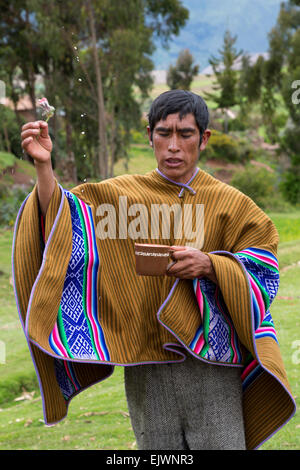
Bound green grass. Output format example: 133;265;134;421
15;158;36;179
0;367;136;450
1;206;300;450
148;74;216;98
0;151;36;182
268;212;300;243
114;144;157;176
139;73;217;112
260;264;300;450
0;152;15;171
0;230;40;405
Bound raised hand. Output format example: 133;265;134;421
21;121;52;164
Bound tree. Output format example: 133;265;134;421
205;30;243;133
266;0;300;202
0;0;45;152
0;0;81;178
0;0;189;181
260;57;283;143
238;54;265;109
166;49;199;91
85;0;109;180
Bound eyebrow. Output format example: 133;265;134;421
155;126;197;133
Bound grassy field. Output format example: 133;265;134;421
0;151;36;181
139;73;217;113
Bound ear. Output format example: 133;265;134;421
199;129;211;152
147;126;153;147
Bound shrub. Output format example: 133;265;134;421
228;117;247;132
204;129;250;163
0;184;31;227
230;165;277;209
0;105;25;159
130;129;148;145
280;169;300;205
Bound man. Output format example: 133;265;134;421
14;90;295;450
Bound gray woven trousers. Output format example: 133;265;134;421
124;353;246;450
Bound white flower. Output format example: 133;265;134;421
37;97;55;121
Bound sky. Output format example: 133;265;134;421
152;0;283;71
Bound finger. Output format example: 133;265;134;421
171;250;192;261
167;269;190;279
172;246;200;260
39;121;49;138
167;265;193;279
21;136;34;149
171;246;198;252
166;260;177;272
170;246;188;260
21;121;41;131
166;260;186;275
21;128;41;140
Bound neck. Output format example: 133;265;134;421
155;167;199;198
156;167;199;186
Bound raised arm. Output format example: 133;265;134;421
21;121;55;217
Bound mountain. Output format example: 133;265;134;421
152;0;282;72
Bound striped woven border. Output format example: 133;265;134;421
236;247;279;272
189;281;206;355
236;248;279;344
190;280;243;363
190;247;279;372
235;248;279;390
241;357;263;391
63;361;81;395
49;192;110;362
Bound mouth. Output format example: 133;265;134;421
165;158;184;168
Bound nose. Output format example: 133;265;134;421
168;133;180;153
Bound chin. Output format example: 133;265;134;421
164;168;187;183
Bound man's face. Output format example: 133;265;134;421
148;113;210;184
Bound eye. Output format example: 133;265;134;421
157;131;169;137
181;133;192;139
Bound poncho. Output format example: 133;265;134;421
12;167;296;450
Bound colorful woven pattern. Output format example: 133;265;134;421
190;278;243;364
54;358;81;400
235;248;280;391
49;191;110;362
190;247;280;391
235;247;279;344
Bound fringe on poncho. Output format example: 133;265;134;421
12;167;296;449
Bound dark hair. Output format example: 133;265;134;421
148;90;209;142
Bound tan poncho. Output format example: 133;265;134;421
12;167;295;449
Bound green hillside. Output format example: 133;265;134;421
153;0;282;70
